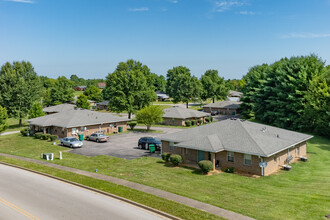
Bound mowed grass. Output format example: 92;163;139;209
3;117;28;132
0;134;329;219
0;156;222;220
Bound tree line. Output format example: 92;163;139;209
240;55;330;138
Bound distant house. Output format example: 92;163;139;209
162;106;209;126
74;86;87;91
98;83;106;89
155;91;170;101
28;109;130;138
227;90;243;102
96;101;109;110
88;100;97;108
203;101;241;115
159;119;313;176
43;103;76;115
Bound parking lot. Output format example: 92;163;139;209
69;126;183;159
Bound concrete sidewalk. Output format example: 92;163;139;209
0;153;254;220
0;131;20;136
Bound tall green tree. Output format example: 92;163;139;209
166;66;201;108
48;76;75;105
240;64;268;118
102;59;157;119
0;105;8;133
28;102;45;119
200;70;228;103
136;105;164;130
84;85;103;102
151;74;166;92
76;95;90;109
0;61;42;126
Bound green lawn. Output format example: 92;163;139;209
0;134;329;219
2;117;28;132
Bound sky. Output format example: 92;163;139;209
0;0;330;80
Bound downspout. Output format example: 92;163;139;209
259;155;264;177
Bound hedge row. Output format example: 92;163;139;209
33;132;57;141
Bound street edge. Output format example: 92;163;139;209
0;161;181;220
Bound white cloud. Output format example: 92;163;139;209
239;11;255;15
214;0;244;12
128;7;149;12
169;0;178;3
5;0;34;3
281;33;330;39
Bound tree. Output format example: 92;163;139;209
48;76;75;105
76;95;90;109
240;64;268;118
151;74;166;92
28;102;45;119
102;59;157;119
200;70;228;103
166;66;201;108
0;105;8;133
0;61;42;126
136;105;164;130
84;85;103;102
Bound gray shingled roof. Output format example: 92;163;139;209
28;109;130;128
96;100;109;106
43;103;76;113
159;119;313;157
228;90;243;97
163;107;209;119
203;101;241;109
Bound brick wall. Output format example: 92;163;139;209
264;142;307;176
163;117;206;126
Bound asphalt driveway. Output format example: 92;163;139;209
69;126;183;159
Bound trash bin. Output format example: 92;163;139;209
149;144;155;153
78;134;84;141
118;126;123;133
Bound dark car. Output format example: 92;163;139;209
138;137;162;150
211;110;218;116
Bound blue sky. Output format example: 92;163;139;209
1;0;330;79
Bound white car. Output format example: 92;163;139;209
60;137;83;148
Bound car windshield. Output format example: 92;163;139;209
69;138;78;142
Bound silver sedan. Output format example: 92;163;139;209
60;137;83;148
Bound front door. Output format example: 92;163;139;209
198;150;204;162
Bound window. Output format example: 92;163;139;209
72;128;78;134
244;154;252;166
227;151;234;162
185;148;188;154
169;142;174;151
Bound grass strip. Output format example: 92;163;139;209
0;156;223;220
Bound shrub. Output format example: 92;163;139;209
170;154;182;166
185;120;191;127
20;128;29;136
225;167;235;173
209;117;213;122
161;152;171;162
50;135;57;142
45;134;51;140
34;133;42;139
40;134;47;140
198;119;202;125
205;117;210;123
128;122;137;130
198;160;213;174
191;120;196;126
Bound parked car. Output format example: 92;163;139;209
211;110;218;116
60;137;83;148
138;137;162;150
86;133;110;143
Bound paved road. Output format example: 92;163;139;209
0;164;165;220
70;126;183;159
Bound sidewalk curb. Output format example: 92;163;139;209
0;161;180;220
